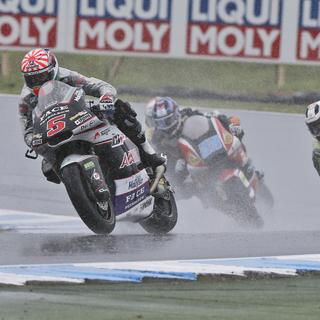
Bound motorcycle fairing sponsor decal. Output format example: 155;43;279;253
114;181;150;215
47;114;66;137
91;169;101;181
40;105;69;124
79;119;97;131
32;138;43;146
112;133;126;148
113;170;150;215
84;161;95;170
198;134;223;159
93;127;113;144
73;89;83;102
74;113;92;125
128;174;144;190
94;132;101;140
119;149;140;169
115;170;150;195
223;132;233;145
116;196;154;221
140;197;153;211
70;110;88;121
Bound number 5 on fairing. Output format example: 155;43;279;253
47;114;66;137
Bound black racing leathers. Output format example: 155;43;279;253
19;67;118;146
19;67;155;182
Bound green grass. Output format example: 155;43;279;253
0;51;317;113
1;276;320;319
124;94;306;114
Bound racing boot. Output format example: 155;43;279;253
113;99;167;171
255;169;264;180
138;140;167;171
242;160;264;181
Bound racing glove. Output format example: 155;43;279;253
99;94;116;118
229;124;244;140
113;99;137;122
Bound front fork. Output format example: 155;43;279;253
150;165;174;201
60;154;110;202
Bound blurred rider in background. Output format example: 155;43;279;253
145;96;263;190
19;48;166;182
305;100;320;175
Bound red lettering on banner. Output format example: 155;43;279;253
75;19;170;52
187;24;280;59
297;30;320;60
0;15;56;47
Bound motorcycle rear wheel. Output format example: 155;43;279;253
256;181;274;209
62;163;116;234
223;178;264;228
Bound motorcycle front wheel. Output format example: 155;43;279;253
139;190;178;235
61;163;115;234
223;178;264;228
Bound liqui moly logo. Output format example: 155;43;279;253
297;0;320;61
187;0;282;59
75;0;172;53
0;0;58;47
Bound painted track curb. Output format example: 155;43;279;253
1;255;320;285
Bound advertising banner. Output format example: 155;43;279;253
1;0;320;65
297;0;320;61
0;0;58;48
186;0;282;60
74;0;172;54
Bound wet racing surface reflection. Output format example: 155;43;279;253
1;98;320;265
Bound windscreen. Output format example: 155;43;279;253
37;80;77;113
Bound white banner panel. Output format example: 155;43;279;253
74;0;172;54
1;0;320;64
186;0;282;60
297;0;320;62
0;0;58;48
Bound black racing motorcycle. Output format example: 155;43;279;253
26;80;177;235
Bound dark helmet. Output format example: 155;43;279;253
306;101;320;138
21;48;59;96
145;97;181;132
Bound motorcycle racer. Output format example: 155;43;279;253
145;97;263;188
305;101;320;175
19;48;166;182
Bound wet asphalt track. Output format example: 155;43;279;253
1;95;320;265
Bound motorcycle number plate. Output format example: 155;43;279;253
198;135;223;159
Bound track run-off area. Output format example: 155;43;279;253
1;94;320;285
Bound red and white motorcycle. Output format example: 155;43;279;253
177;114;272;227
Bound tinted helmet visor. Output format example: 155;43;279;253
24;68;55;89
154;112;179;131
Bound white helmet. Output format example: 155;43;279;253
306;101;320;138
145;97;181;132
